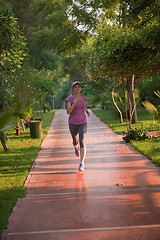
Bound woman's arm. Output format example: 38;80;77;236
66;100;77;114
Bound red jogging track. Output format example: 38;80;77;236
3;110;160;240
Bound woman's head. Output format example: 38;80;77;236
72;81;82;93
72;81;82;88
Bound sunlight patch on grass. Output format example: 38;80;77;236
131;138;160;166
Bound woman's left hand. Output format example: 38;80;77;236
86;110;90;117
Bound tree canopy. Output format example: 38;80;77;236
0;5;28;71
1;0;160;126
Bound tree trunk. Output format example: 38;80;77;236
39;96;43;119
69;70;81;94
122;78;129;131
21;119;26;132
57;89;59;110
69;78;72;95
50;95;54;110
112;84;123;123
127;74;138;129
0;81;5;114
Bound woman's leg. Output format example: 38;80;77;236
80;147;86;164
79;123;87;164
69;124;79;146
69;124;79;156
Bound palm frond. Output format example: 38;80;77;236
0;110;14;130
154;91;160;98
0;125;14;133
142;101;158;114
142;101;160;121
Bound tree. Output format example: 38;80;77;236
0;4;28;71
69;0;160;129
26;0;85;53
0;2;29;113
77;11;160;127
4;0;160;130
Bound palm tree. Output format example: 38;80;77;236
142;91;160;122
0;110;14;151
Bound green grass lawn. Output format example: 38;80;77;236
92;107;160;166
0;110;56;238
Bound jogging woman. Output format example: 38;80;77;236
66;81;90;171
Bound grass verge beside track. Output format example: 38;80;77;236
0;110;56;238
92;108;160;166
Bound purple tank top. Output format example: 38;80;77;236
66;94;87;124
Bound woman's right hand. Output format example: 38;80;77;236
66;101;76;114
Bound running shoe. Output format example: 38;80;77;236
75;147;79;157
79;163;84;171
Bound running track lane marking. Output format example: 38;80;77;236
7;224;160;236
27;187;160;197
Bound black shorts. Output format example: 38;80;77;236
69;123;87;148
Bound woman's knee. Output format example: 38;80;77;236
79;139;86;148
